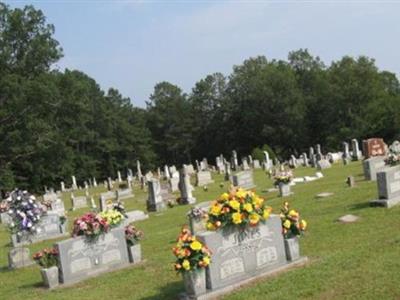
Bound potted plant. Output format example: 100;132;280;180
125;224;144;263
274;170;293;197
33;247;59;289
172;227;211;297
280;201;307;261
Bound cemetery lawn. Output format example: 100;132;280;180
1;162;400;299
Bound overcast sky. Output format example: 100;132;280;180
5;0;400;107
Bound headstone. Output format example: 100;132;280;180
224;161;231;181
232;171;256;190
316;159;331;170
116;188;134;201
107;177;113;190
90;196;97;209
315;144;322;161
169;177;179;192
164;165;170;179
231;150;239;171
123;210;149;225
309;147;315;167
50;198;65;216
300;153;308;167
363;138;386;159
160;183;175;202
137;160;143;180
8;247;34;269
147;178;166;212
351;139;362;161
117;171;122;183
179;169;196;204
71;193;88;211
61;181;65;192
363;156;386;181
316;192;334;198
370;165;400;208
252;159;261;169
289;155;297;168
200;158;208;171
346;176;355;187
0;212;12;225
263;151;272;170
196;171;214;186
342;141;351;165
99;191;117;212
71;176;78;190
11;212;67;247
338;214;359;223
56;227;130;285
93;177;97;187
197;215;288;291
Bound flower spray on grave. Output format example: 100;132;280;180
6;189;44;240
205;187;272;232
274;169;293;186
173;226;211;296
72;212;110;242
33;247;59;268
125;224;144;247
385;142;400;166
280;201;307;261
280;201;307;238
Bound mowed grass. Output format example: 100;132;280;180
1;162;400;299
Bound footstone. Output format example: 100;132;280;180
123;210;149;225
8;247;34;269
292;178;305;183
338;214;359;223
316;192;334;199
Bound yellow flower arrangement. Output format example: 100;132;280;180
206;187;272;230
172;227;212;274
280;202;307;238
99;209;124;227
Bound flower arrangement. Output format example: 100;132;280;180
274;170;293;185
385;142;400;166
125;224;144;246
0;200;9;213
280;202;307;238
6;189;43;235
72;212;109;240
33;247;59;268
187;207;207;221
172;226;211;273
99;209;124;228
206;188;272;230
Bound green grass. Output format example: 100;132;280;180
1;162;400;299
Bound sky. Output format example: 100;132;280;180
5;0;400;107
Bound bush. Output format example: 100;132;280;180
251;144;276;162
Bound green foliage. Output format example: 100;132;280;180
2;4;400;192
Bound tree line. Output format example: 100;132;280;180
1;3;399;192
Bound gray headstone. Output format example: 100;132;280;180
363;156;386;181
196;171;214;187
56;227;130;285
371;166;400;208
147;178;166;212
8;247;34;269
232;171;256;190
197;215;287;290
338;214;359;223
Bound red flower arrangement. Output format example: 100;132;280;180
72;212;109;241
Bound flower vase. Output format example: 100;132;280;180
128;244;142;264
284;236;300;261
40;266;59;289
279;182;291;197
182;268;207;297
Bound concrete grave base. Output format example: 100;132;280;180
370;196;400;208
178;257;308;300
